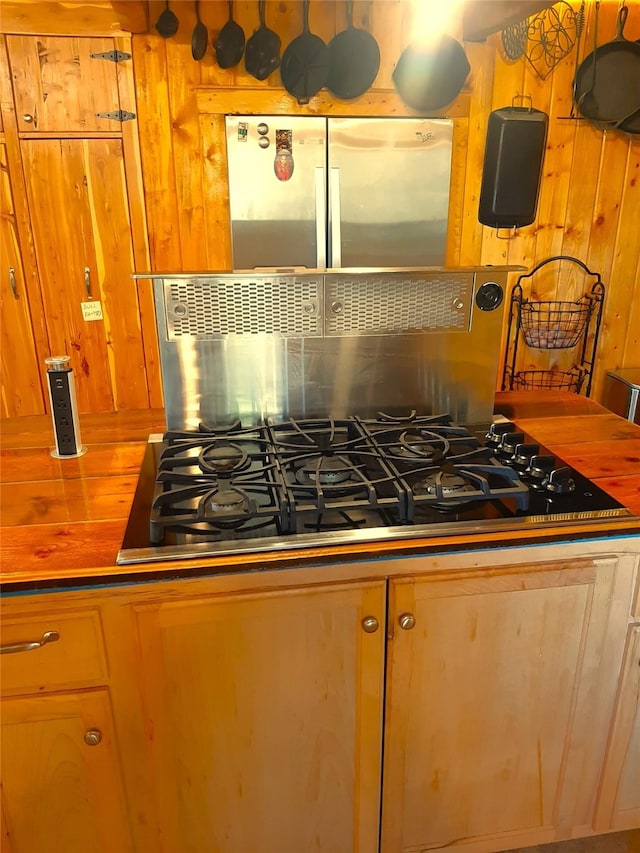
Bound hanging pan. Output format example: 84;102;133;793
392;33;470;112
215;0;246;69
326;0;380;100
617;40;640;134
574;4;640;126
155;0;179;38
280;0;329;105
191;0;208;61
245;0;281;81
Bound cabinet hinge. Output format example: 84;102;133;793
90;50;132;63
95;110;137;123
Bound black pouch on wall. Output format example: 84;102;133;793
478;106;549;229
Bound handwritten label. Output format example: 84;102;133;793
81;301;104;322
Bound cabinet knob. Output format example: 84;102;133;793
22;114;34;123
398;613;416;630
84;729;102;747
361;615;379;634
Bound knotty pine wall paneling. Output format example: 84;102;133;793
3;0;632;411
480;1;640;397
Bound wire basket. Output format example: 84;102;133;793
519;298;592;349
513;369;585;392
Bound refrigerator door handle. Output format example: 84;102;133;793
314;166;326;270
329;167;342;268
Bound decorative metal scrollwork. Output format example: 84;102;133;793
501;1;580;79
525;1;579;80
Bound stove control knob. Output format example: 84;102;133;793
498;431;525;457
526;455;556;484
486;422;515;445
545;466;576;495
512;443;540;469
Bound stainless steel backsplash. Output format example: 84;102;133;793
137;268;514;429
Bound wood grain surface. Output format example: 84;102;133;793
1;393;639;588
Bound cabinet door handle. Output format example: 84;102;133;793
9;267;17;299
84;267;92;299
398;613;416;630
84;729;103;746
361;615;379;633
0;629;60;655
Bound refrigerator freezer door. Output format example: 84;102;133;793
226;116;327;270
327;117;453;268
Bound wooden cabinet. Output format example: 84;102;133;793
381;554;635;853
0;142;45;416
6;36;122;133
131;581;385;853
0;609;133;853
595;624;640;832
0;691;133;853
21;137;152;412
0;544;638;852
0;33;161;415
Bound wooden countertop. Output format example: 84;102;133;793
1;392;639;589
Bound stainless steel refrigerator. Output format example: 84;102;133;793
225;115;454;270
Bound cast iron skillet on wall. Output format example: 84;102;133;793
326;0;380;100
392;32;470;112
280;0;328;104
574;3;640;131
244;0;281;81
155;0;179;38
215;0;246;69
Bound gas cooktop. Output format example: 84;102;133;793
117;412;633;565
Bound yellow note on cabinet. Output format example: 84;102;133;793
81;301;104;321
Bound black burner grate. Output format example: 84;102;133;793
148;414;533;545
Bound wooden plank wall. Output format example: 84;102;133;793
130;0;638;402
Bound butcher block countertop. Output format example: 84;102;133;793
1;391;640;590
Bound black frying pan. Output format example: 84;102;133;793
574;4;640;125
621;45;640;133
392;35;470;112
215;0;245;69
191;0;208;61
245;0;281;81
155;0;179;38
280;0;329;105
326;0;380;100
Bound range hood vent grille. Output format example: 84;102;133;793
166;277;322;339
324;274;471;336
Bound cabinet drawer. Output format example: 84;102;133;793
0;610;107;695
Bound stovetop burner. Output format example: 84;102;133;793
117;413;633;565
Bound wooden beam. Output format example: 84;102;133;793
0;1;148;37
195;87;471;119
463;1;556;42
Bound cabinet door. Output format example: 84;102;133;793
21;138;151;412
595;625;640;832
382;557;631;853
0;143;45;416
6;36;121;133
0;689;133;853
133;581;385;853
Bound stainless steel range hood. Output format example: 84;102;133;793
135;266;518;430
